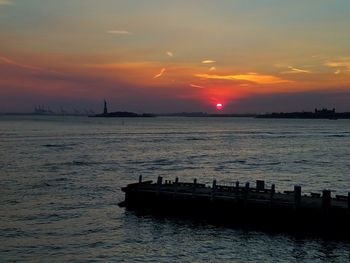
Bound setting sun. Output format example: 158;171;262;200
216;103;223;110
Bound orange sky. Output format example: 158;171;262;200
1;1;350;113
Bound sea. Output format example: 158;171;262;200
0;116;349;262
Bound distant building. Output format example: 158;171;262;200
104;100;108;114
314;108;335;114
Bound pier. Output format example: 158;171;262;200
121;177;350;240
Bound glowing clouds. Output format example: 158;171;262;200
190;84;204;89
202;60;216;64
153;68;166;79
283;66;311;74
0;0;11;5
166;51;174;57
325;58;350;74
195;72;290;84
107;30;133;35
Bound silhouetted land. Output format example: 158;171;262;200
3;106;350;119
90;112;155;118
257;108;350;119
89;100;155;117
159;112;256;117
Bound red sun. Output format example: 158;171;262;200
216;103;223;110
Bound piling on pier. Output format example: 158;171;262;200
211;180;217;200
322;190;331;209
294;185;301;207
256;180;265;192
271;184;275;200
157;176;163;194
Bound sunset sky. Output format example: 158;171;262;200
1;0;350;113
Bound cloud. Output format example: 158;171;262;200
283;66;311;74
107;30;132;35
195;72;290;84
153;68;166;79
190;84;204;89
209;66;216;71
325;61;350;68
166;51;173;57
0;0;11;5
0;56;41;71
325;58;350;72
202;60;216;64
85;61;156;70
335;69;341;75
0;57;63;74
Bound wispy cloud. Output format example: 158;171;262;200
84;61;157;70
335;69;341;75
1;56;40;70
325;61;350;68
209;66;216;71
282;66;311;74
0;56;63;75
202;60;216;64
195;72;290;84
190;84;204;89
153;68;166;79
166;51;173;57
107;30;132;35
0;0;11;5
325;57;350;74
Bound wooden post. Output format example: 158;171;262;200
245;182;250;201
322;190;331;209
235;181;240;197
174;177;179;197
294;185;301;207
193;178;197;195
271;184;275;200
211;180;217;200
139;175;142;183
157;176;163;194
256;180;265;192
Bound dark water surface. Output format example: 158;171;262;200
1;116;350;262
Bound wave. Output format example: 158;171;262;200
325;134;349;138
42;143;78;149
186;137;206;141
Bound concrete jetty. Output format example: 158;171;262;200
120;176;350;240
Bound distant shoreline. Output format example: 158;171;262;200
1;110;350;119
256;109;350;119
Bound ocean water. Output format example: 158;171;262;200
0;116;350;262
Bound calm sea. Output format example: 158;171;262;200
1;116;350;262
